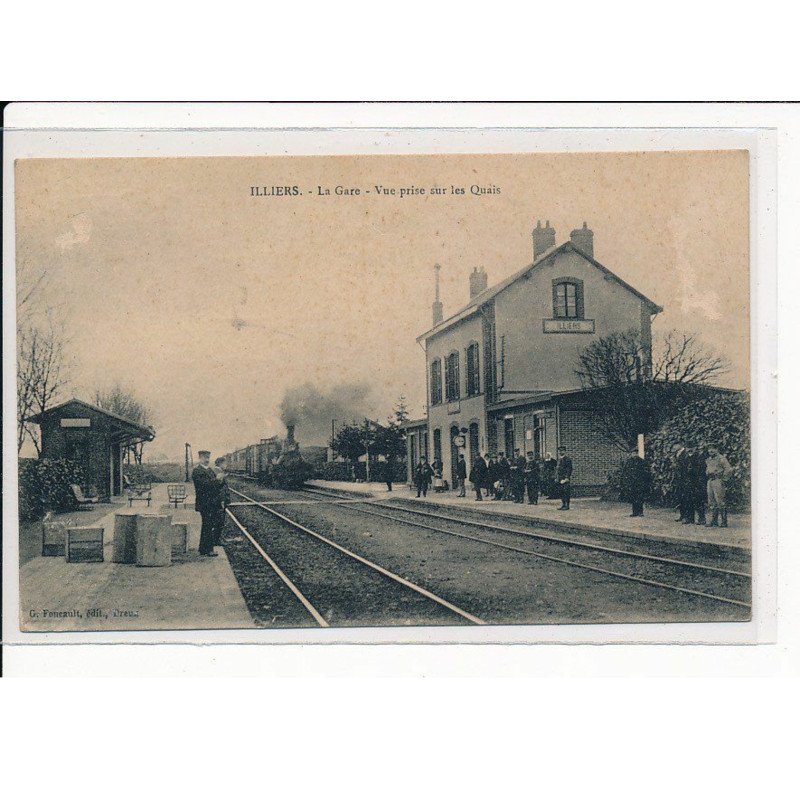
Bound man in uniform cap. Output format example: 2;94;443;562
193;450;222;556
511;449;526;503
620;445;652;517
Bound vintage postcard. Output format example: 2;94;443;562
8;140;758;640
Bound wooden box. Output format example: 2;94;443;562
42;516;68;557
135;515;172;567
112;514;138;563
65;526;105;563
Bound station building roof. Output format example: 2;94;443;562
29;398;156;442
417;240;663;343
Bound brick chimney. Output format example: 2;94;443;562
570;221;594;258
469;267;488;299
432;263;443;325
532;219;556;259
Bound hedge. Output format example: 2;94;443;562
319;460;407;483
19;458;87;520
645;391;750;511
124;462;184;484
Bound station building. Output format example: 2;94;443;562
30;398;155;501
402;222;662;494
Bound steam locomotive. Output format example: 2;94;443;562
224;424;317;489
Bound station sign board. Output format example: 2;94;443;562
543;318;595;334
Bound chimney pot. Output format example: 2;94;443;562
570;222;594;258
469;267;488;299
532;219;556;259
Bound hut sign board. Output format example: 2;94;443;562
61;418;91;428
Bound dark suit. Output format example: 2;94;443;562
456;457;467;496
556;455;573;508
511;456;526;502
414;463;433;497
524;458;540;505
469;457;489;500
193;464;221;554
620;455;651;516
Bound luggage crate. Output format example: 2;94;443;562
65;526;105;563
42;518;68;557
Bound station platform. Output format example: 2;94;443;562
307;480;751;552
19;482;255;632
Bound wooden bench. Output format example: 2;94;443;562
127;482;152;507
71;483;99;509
167;484;188;508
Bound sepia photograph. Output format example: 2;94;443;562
12;148;752;634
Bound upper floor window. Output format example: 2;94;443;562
466;342;480;396
445;351;460;402
430;359;443;406
552;278;584;319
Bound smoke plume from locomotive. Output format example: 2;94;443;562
279;382;374;445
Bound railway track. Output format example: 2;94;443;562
225;487;486;627
300;487;751;610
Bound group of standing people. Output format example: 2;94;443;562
413;446;574;509
413;440;735;529
617;442;734;526
671;443;733;528
471;447;573;509
192;450;231;557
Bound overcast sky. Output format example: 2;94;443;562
15;151;749;460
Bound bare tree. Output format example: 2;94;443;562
575;328;729;450
94;383;154;464
16;260;50;330
17;322;69;454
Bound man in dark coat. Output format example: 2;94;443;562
689;447;707;525
497;453;512;500
384;454;395;492
414;457;434;498
193;450;222;557
511;449;526;503
556;446;573;510
673;445;692;522
524;451;540;505
469;453;489;501
673;444;706;525
487;454;499;499
542;452;558;498
456;453;467;497
620;447;651;517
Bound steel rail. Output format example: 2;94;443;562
228;487;486;625
225;508;329;627
302;487;751;579
300;490;751;609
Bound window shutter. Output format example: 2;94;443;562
552;280;559;317
576;280;585;319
